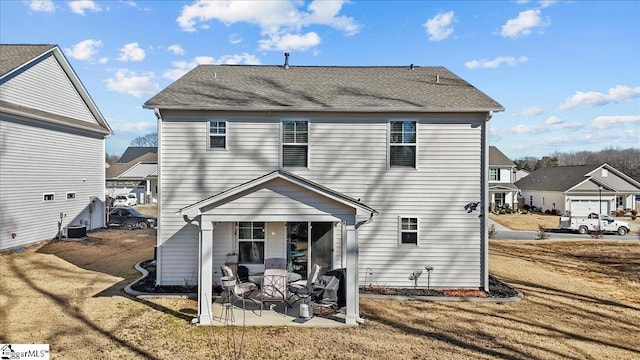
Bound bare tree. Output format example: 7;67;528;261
105;153;120;165
130;132;158;147
515;147;640;177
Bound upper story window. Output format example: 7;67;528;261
208;121;226;149
282;120;308;167
389;121;416;167
66;192;76;200
490;168;500;181
399;217;419;245
238;222;265;264
43;193;54;201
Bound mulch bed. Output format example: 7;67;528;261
132;259;519;298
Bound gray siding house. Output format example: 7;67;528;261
106;146;158;204
515;164;640;216
144;60;503;325
488;146;518;211
0;44;112;250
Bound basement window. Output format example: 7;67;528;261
43;193;55;201
66;192;76;200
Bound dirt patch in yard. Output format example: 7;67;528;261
2;230;640;359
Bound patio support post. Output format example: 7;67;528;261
344;225;359;325
198;220;214;325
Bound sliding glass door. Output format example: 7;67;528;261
286;222;333;280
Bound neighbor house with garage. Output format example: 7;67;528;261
144;58;503;325
515;163;640;216
106;146;158;205
0;44;112;250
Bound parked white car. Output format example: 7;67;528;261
113;193;137;207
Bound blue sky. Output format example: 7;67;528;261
1;0;638;160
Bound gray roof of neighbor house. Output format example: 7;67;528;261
106;151;157;179
515;164;602;191
118;146;157;163
0;44;55;76
489;146;515;167
0;44;112;134
144;65;504;112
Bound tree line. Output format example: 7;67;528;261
514;148;640;178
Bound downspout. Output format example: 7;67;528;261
481;111;493;292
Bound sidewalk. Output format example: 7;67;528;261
488;218;511;232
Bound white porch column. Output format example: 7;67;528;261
344;225;359;325
145;179;151;203
198;220;214;325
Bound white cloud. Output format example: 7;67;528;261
543;135;572;145
163;53;261;81
68;0;102;16
105;69;160;97
539;1;557;8
560;85;640;111
229;33;242;44
120;1;151;11
511;124;539;134
591;115;640;130
28;0;55;12
176;0;359;52
465;56;528;69
107;117;156;135
501;9;549;38
424;11;455;41
521;105;543;116
167;44;184;55
98;57;108;64
64;39;102;61
117;42;146;62
545;116;562;125
258;32;321;51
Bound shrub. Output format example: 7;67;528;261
488;224;497;239
632;209;638;220
536;224;549;240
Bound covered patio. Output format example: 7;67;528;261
178;171;377;326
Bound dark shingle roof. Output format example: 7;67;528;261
107;151;157;178
515;164;602;191
489;146;515;166
144;65;504;112
0;44;55;76
118;147;157;163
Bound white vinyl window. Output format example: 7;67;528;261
281;120;308;167
43;193;55;202
208;120;226;149
389;121;416;168
238;222;265;264
398;216;419;245
490;168;500;181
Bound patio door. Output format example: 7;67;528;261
286;222;333;280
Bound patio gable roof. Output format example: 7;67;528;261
179;170;377;221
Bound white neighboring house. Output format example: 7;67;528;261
515;164;640;216
488;146;518;211
143;60;504;325
106;146;158;204
0;44;112;250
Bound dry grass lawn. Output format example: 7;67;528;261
2;229;640;359
489;213;560;231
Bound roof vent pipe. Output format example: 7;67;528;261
436;74;440;83
284;52;290;69
410;64;414;70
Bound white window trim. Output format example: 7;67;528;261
66;192;76;200
280;119;310;169
237;222;266;264
43;193;55;202
398;216;420;246
387;119;418;169
207;119;227;150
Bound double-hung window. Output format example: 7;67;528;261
238;222;265;264
208;121;226;149
282;120;308;167
399;217;419;245
390;121;416;167
490;168;500;181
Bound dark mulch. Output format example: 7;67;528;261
359;275;519;298
132;259;519;298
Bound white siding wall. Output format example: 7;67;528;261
158;113;485;288
0;54;96;124
0;116;106;250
